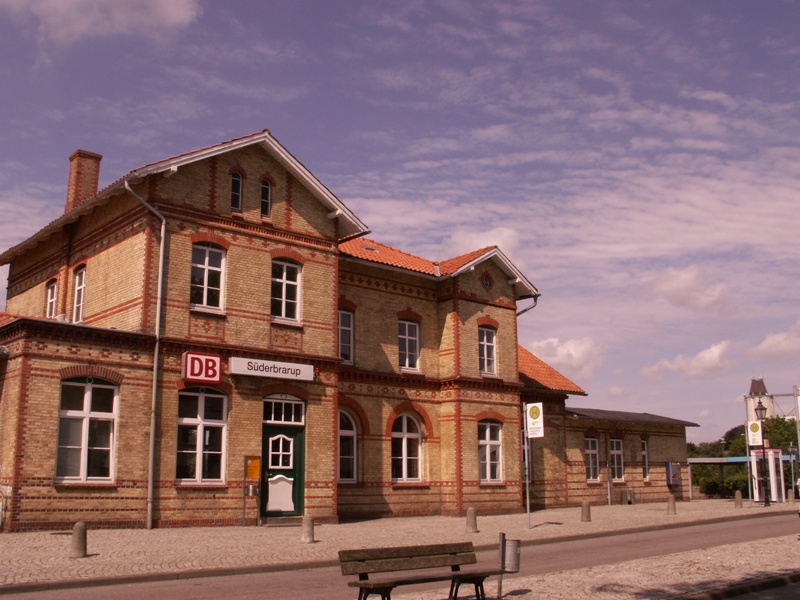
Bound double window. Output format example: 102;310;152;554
478;327;496;375
72;267;86;323
271;259;300;322
398;320;419;371
190;244;225;310
584;437;599;481
391;414;421;482
338;310;354;364
338;411;357;482
56;378;117;482
478;420;502;483
176;389;227;483
610;438;624;481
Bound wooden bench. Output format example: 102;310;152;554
339;541;504;600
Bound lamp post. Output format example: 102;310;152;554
754;399;769;506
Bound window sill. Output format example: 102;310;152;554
478;482;506;488
54;481;117;489
391;482;429;490
270;318;303;329
611;480;626;485
586;480;603;485
174;483;228;490
190;306;227;318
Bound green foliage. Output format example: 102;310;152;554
688;417;800;499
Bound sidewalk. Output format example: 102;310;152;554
0;500;798;598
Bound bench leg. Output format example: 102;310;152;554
358;588;393;600
449;577;487;600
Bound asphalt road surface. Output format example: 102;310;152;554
5;513;796;600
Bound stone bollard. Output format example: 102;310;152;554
734;490;743;508
71;521;87;558
301;515;315;544
581;500;591;523
667;495;676;515
466;507;478;533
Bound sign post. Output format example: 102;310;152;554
524;403;544;528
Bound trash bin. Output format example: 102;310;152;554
503;539;520;573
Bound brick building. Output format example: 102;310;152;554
0;130;693;531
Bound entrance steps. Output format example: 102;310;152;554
263;516;303;527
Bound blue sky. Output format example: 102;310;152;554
1;0;799;443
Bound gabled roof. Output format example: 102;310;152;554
339;238;539;299
748;377;769;397
0;130;370;264
517;345;586;396
565;407;698;428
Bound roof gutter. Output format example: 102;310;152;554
124;179;166;530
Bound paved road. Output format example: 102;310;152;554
4;513;798;600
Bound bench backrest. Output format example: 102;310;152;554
339;542;477;577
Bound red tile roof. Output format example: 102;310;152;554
339;238;495;276
0;312;19;327
518;345;586;395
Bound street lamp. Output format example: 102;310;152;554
754;399;769;506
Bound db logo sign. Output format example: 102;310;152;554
182;352;222;384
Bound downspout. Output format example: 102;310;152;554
124;180;166;530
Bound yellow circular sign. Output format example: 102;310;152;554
749;422;760;433
529;405;541;420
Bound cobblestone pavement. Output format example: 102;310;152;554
1;500;798;599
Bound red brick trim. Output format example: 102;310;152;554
260;383;310;401
259;172;276;186
338;395;371;436
397;308;422;322
338;296;357;312
175;380;233;396
477;315;500;330
270;248;305;264
190;232;230;250
59;364;124;385
229;165;247;179
474;409;506;423
385;401;434;439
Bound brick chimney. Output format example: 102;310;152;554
65;149;103;213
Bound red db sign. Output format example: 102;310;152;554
182;352;222;384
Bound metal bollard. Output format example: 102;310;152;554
71;521;87;558
581;500;591;522
667;495;676;515
466;507;478;533
301;515;315;543
734;489;743;508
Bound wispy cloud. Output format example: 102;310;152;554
751;321;800;361
529;337;606;380
643;341;732;380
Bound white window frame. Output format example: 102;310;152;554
478;326;496;375
261;179;272;218
46;279;58;319
478;420;503;483
263;396;305;426
391;414;422;482
268;434;294;470
231;171;243;212
270;259;301;323
585;437;599;481
338;411;357;483
56;379;117;483
72;267;86;323
610;438;624;481
339;309;354;365
176;389;227;483
398;320;420;372
641;439;649;480
190;244;225;311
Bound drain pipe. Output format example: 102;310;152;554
124;180;166;530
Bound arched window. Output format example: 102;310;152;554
46;279;58;319
338;411;358;482
176;388;228;482
190;243;225;310
56;377;117;482
478;326;496;375
478;420;502;483
391;414;422;482
271;259;301;322
230;171;243;212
